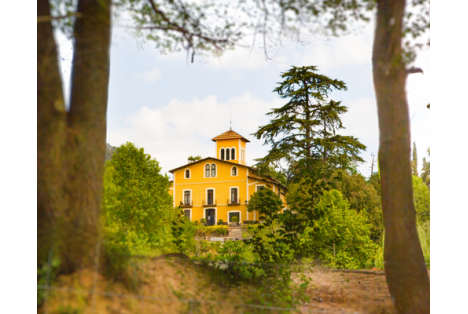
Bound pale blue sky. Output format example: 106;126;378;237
56;17;430;178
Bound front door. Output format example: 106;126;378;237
205;208;215;226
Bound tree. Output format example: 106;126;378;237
38;0;241;272
311;190;377;269
332;171;383;242
103;142;174;252
247;188;284;218
106;143;117;161
412;175;430;223
188;155;202;162
412;142;418;177
420;148;430;188
253;66;366;181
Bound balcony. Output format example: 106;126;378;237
202;199;217;207
180;200;193;208
227;198;241;206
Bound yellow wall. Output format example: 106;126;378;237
171;159;286;223
215;139;247;165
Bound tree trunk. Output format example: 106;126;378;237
37;0;111;273
37;0;67;265
372;1;430;313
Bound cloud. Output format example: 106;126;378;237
138;68;162;82
107;93;283;175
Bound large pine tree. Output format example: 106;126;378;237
253;66;366;181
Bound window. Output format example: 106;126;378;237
226;149;230;160
185;169;190;179
211;163;216;177
184;210;191;219
232;166;237;176
277;187;281;196
205;164;210;177
207;189;214;205
231;148;235;160
229;212;240;223
221;148;225;160
257;186;265;192
184;191;191;205
241;149;244;162
231;188;238;204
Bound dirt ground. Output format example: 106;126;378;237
40;257;429;314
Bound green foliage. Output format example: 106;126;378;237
37;255;61;306
247;188;284;217
420;148;430;188
252;66;366;182
331;170;383;242
311;190;377;269
103;142;175;274
187;155;202;162
200;218;207;224
412;142;418;177
412;175;430;223
231;215;239;223
171;210;197;254
195;225;229;237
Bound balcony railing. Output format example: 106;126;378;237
180;200;193;208
227;198;241;206
202;199;217;207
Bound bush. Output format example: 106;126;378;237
310;190;377;269
231;216;239;223
217;219;224;224
200;218;207;224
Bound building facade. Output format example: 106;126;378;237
168;130;287;225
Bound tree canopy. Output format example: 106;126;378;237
253;66;366;181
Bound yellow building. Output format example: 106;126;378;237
168;130;287;225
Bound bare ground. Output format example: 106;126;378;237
40;257;429;314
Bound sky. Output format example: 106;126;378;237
55;12;430;179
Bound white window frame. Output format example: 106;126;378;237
203;207;217;225
227;210;242;223
229;186;240;204
182;189;192;205
205;187;216;206
183;208;192;221
211;163;217;177
231;166;238;177
256;184;266;192
204;163;211;178
220;148;225;160
184;169;191;179
230;147;236;160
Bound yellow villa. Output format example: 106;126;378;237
168;130;287;226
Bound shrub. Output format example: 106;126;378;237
310;190;377;269
200;218;207;224
231;216;239;223
217;219;224;224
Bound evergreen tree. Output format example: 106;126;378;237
252;66;366;181
411;142;418;177
420;148;430;188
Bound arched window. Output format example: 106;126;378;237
205;164;210;177
232;167;237;176
211;163;216;177
220;148;225;160
231;148;235;160
226;149;230;160
185;169;190;178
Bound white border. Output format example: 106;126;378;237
203;207;217;225
227;210;242;223
203;163;211;178
230;147;236;161
219;147;225;160
183;208;192;221
231;166;238;177
205;187;216;205
184;168;191;179
255;184;265;192
182;189;192;206
211;163;217;178
229;186;240;204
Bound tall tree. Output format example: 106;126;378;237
372;1;430;312
420;148;430;188
38;0;241;272
412;142;418;176
253;66;366;181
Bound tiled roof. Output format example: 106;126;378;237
211;130;250;142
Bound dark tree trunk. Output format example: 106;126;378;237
37;0;67;264
37;0;111;273
372;0;430;313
